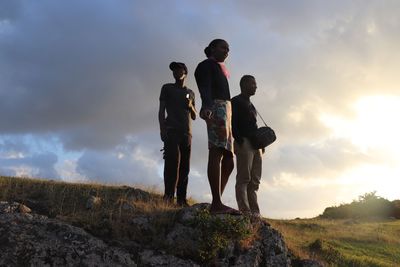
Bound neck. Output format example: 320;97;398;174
175;79;185;88
209;56;223;63
240;92;250;99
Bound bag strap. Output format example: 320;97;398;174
253;104;268;127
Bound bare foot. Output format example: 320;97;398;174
210;203;241;215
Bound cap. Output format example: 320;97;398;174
169;62;188;74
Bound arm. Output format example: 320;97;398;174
231;99;243;144
158;100;167;142
189;91;197;120
194;61;213;119
159;85;168;142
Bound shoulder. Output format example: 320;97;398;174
197;58;212;67
162;83;175;88
231;95;246;107
195;59;215;72
160;84;175;100
231;95;240;101
231;95;242;104
161;83;175;91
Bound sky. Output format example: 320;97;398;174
1;0;399;219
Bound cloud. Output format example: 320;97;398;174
0;136;58;178
0;1;200;149
1;1;400;217
76;135;163;187
2;0;398;149
264;138;379;182
0;0;21;22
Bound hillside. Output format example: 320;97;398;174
270;218;400;267
2;176;398;266
270;192;400;267
0;176;299;266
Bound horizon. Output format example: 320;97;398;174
1;1;399;219
4;175;398;220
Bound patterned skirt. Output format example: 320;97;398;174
206;100;234;152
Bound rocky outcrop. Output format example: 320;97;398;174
0;201;136;267
132;203;291;266
139;250;200;267
160;203;292;266
0;201;304;266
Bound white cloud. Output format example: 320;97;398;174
1;1;400;218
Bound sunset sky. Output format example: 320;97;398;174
1;0;399;218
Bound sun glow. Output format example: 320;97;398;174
320;95;400;200
321;95;400;153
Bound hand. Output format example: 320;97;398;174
185;94;193;107
160;130;168;142
200;108;213;120
187;98;194;110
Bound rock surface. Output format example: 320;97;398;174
163;203;292;266
0;201;136;267
0;201;318;266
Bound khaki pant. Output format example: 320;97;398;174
234;138;262;214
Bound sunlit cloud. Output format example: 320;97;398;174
1;1;400;218
321;95;400;154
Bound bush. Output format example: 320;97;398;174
188;208;253;263
391;200;400;219
321;192;397;219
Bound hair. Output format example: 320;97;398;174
240;75;255;91
204;39;226;57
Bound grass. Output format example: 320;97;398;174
268;217;400;266
0;175;179;240
0;176;256;264
2;175;400;266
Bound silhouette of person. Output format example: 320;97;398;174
195;39;240;215
159;62;196;207
232;75;262;217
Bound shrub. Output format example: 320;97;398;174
188;208;253;263
391;200;400;219
321;192;397;219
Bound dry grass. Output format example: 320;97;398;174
8;176;399;266
0;176;181;241
0;175;260;264
269;218;400;266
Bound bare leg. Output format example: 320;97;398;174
220;150;234;195
208;147;223;208
208;147;239;214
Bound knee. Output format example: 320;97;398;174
209;147;223;160
223;150;234;163
248;182;260;191
236;176;251;185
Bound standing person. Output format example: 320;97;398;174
195;39;240;215
159;62;196;207
231;75;262;217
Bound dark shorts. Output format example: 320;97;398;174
206;100;233;152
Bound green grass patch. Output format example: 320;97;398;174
269;218;400;266
188;208;253;263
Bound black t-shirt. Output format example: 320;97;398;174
231;94;258;143
159;83;195;134
194;58;230;109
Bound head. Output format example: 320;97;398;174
204;39;229;62
240;75;257;96
169;62;188;81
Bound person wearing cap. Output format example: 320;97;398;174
194;39;240;215
158;62;196;207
